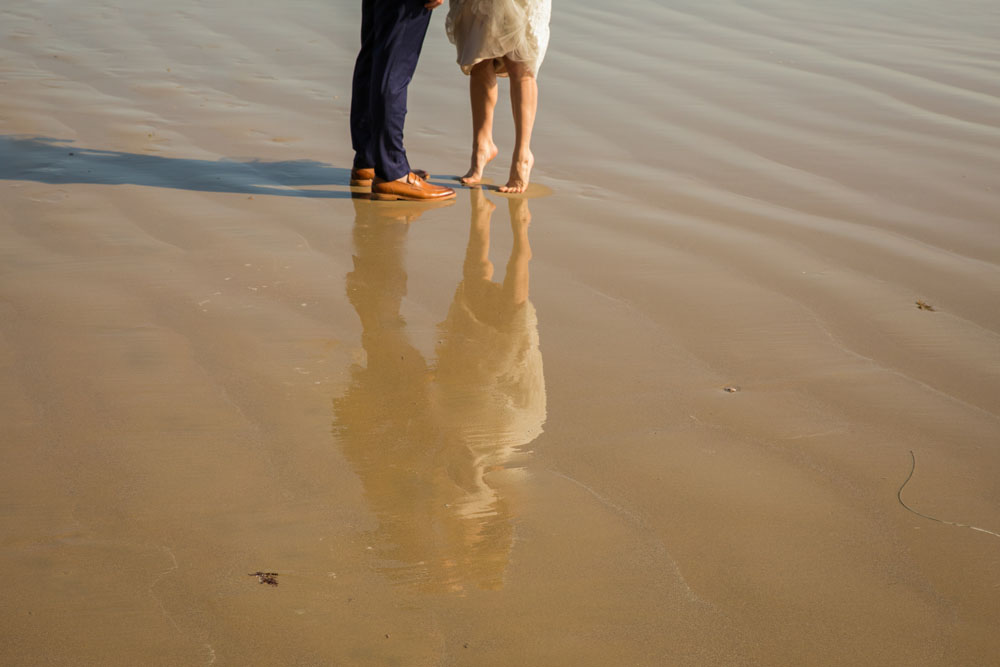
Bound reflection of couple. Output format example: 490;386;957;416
332;190;544;593
349;0;551;201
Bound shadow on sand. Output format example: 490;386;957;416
0;135;354;199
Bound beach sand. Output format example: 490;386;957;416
2;0;999;664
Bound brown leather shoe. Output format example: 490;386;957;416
351;167;429;187
371;172;455;202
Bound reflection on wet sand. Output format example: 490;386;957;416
333;191;545;594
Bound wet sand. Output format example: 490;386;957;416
2;0;999;664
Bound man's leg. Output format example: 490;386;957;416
369;0;432;181
350;0;376;171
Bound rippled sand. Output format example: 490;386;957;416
2;0;999;664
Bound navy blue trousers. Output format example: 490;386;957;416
350;0;432;182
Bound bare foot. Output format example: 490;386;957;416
460;143;498;185
470;184;497;217
508;196;531;231
499;150;533;194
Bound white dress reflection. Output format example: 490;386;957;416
333;191;545;594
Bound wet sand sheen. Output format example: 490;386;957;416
2;0;999;665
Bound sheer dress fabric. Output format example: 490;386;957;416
446;0;551;76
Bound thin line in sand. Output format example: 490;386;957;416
897;450;1000;539
548;470;707;605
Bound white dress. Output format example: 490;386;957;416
446;0;552;77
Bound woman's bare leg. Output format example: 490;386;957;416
502;198;532;305
465;187;496;282
460;61;500;185
499;56;537;194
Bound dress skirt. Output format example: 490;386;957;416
446;0;551;76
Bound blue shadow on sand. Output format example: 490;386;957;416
0;135;354;199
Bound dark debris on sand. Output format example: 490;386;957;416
249;571;279;586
